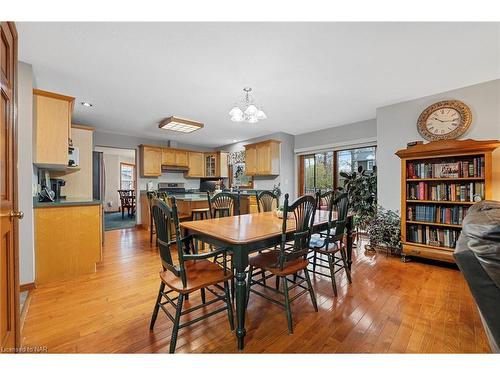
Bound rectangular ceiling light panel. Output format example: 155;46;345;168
158;116;204;133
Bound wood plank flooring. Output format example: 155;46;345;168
21;228;491;353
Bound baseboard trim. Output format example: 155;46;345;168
20;282;36;292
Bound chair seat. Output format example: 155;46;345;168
159;260;233;293
191;208;210;212
309;234;343;254
249;250;308;276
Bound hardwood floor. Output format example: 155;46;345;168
21;228;490;353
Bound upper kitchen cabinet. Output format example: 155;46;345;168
161;147;189;167
205;151;228;178
244;139;281;176
186;152;204;178
33;89;75;167
139;145;162;177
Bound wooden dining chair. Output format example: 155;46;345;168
207;191;240;218
256;190;279;213
246;193;319;334
118;189;136;219
146;191;158;244
149;197;234;353
317;190;335;211
308;192;352;296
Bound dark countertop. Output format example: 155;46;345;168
33;197;102;208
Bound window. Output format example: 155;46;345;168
299;146;376;195
303;151;334;194
120;163;135;190
336;146;376;189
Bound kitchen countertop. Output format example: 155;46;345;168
33;197;102;208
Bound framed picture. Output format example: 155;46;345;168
230;162;253;188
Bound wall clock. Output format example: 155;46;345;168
417;100;472;141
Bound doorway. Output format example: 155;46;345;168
94;146;137;231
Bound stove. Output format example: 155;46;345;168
157;182;186;194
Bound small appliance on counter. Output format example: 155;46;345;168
200;178;225;193
38;170;55;202
50;178;66;201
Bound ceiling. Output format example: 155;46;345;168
17;22;500;147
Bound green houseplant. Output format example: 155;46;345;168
365;206;402;255
339;165;377;230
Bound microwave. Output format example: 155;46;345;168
68;146;79;167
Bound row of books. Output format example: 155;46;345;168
407;205;468;225
406;224;460;248
406;157;485;179
407;181;484;202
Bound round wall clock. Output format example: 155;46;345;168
417;100;472;141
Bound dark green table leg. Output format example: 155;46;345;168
232;245;249;351
346;216;353;270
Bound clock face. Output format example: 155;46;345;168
417;100;472;141
425;107;461;136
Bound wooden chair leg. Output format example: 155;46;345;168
224;280;235;331
122;207;124;220
261;270;266;286
201;288;206;304
275;275;280;291
304;269;318;312
169;293;184;354
282;276;293;334
340;248;352;283
150;282;165;330
327;254;338;297
230;258;235;301
313;252;317;272
246;266;253;308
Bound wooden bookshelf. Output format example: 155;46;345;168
396;139;500;263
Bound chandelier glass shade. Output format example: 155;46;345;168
229;87;267;123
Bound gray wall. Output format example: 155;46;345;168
18;62;35;285
219;132;296;200
294;119;377;152
93;130;213;223
377;79;500;211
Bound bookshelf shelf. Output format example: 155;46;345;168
406;177;485;182
396;139;500;263
406;220;462;229
406;199;475;205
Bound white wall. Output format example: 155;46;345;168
294;119;377;152
18;62;35;285
377;79;500;211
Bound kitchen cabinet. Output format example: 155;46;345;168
140;145;162;177
205;151;228;178
33;89;75;167
244;139;281;176
186;152;204;178
162;148;176;165
162;147;189;167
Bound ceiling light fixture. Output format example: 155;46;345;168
81;101;93;107
158;116;204;134
229;87;267;123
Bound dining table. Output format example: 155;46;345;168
180;210;354;350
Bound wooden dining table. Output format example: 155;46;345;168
180;210;353;350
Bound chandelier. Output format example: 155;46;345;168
229;87;267;123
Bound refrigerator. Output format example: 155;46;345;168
93;151;106;243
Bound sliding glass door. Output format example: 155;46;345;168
299;146;376;195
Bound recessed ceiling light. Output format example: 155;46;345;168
81;102;93;107
158;116;204;134
233;140;239;142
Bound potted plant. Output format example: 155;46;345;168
365;206;402;255
339;165;377;232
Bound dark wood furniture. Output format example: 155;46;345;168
256;190;279;213
149;197;234;353
207;191;241;218
180;209;354;350
118;189;136;219
308;192;351;296
246;194;318;334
